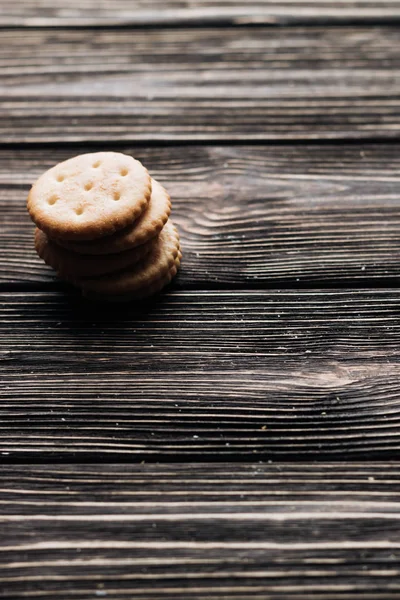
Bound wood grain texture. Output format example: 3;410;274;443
2;0;400;26
3;144;400;286
1;27;400;142
2;1;400;594
1;289;400;460
1;463;400;599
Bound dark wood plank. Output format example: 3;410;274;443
2;289;400;460
1;463;400;599
2;0;400;26
2;145;400;286
1;27;400;142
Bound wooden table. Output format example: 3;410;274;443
1;2;400;598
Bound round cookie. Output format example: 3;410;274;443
35;228;158;279
54;178;171;255
76;220;180;297
82;253;182;303
27;152;151;241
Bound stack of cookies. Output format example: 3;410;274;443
27;152;181;302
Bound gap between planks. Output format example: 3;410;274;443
2;0;400;28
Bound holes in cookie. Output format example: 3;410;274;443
75;206;84;216
56;174;65;182
47;195;58;205
120;168;128;177
84;182;93;191
92;160;101;168
113;191;121;201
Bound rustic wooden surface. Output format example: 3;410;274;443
1;27;400;142
1;464;400;600
2;289;400;460
1;1;400;598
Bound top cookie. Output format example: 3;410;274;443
27;152;152;241
53;178;172;255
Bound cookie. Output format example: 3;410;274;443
75;220;180;297
53;178;171;255
82;253;182;303
27;152;151;241
35;228;158;278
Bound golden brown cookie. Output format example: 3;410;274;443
53;178;171;255
27;152;151;241
82;253;182;303
35;228;158;278
75;220;180;297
